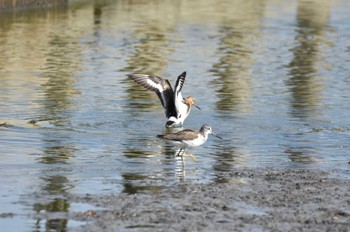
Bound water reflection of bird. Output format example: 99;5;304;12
157;124;222;156
128;71;200;128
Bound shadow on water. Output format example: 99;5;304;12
120;1;180;116
29;8;82;231
210;1;265;114
121;146;164;194
286;0;330;119
119;1;179;75
208;1;265;182
284;0;332;165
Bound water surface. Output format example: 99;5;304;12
1;0;350;231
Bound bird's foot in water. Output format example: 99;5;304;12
182;153;198;161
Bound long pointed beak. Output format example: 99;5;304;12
193;103;201;110
212;133;223;140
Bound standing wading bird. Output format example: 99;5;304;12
157;124;222;157
128;71;201;128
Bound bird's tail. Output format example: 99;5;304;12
157;134;164;139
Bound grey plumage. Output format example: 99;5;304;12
157;124;222;156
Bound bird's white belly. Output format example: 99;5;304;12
167;136;205;149
183;136;206;148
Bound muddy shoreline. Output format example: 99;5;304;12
66;168;350;231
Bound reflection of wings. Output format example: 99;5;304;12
128;74;177;118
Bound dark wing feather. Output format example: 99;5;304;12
128;74;163;92
174;71;186;97
128;74;177;118
156;80;177;118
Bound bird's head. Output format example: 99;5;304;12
183;96;201;110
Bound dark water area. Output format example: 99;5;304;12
0;0;350;230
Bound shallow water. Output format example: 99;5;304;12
1;0;350;230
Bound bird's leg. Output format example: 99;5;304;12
182;151;197;161
189;154;198;161
176;148;183;157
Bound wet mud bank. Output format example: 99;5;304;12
72;169;350;231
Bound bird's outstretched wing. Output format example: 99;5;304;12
173;72;187;118
128;74;177;118
174;71;186;98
